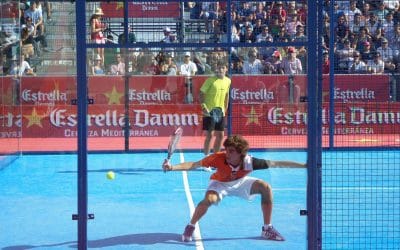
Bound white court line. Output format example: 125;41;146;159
180;152;204;250
174;187;400;192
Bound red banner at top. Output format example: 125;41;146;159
100;2;180;18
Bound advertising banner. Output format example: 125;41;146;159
0;75;396;138
232;102;400;135
100;2;180;18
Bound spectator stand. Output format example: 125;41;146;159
102;17;180;44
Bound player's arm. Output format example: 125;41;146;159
162;160;203;172
224;90;229;114
268;160;307;168
199;91;209;114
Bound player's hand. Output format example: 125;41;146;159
162;159;172;172
201;104;209;116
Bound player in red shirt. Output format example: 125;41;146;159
162;135;307;242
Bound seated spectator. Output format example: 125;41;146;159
376;37;396;71
142;55;160;75
8;54;35;76
280;47;302;74
160;54;178;76
161;27;176;43
346;0;362;24
243;50;263;74
254;2;267;21
322;51;330;74
179;52;197;76
381;11;394;37
367;52;385;74
28;0;50;53
231;24;240;42
264;50;282;74
91;54;105;75
374;1;389;22
104;35;119;70
24;1;43;36
109;53;125;75
20;26;35;59
293;25;307;42
200;2;219;32
118;25;136;44
285;13;303;39
193;56;206;75
269;17;283;38
360;2;371;24
187;2;201;19
386;23;400;52
240;25;256;43
270;1;286;24
0;24;19;59
334;13;349;43
256;25;274;42
252;18;265;37
355;27;372;52
231;57;244;74
360;41;375;62
22;16;45;56
384;0;400;11
348;51;367;73
365;12;382;42
274;26;292;42
336;39;356;71
349;13;364;36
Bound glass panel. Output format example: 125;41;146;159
0;0;78;248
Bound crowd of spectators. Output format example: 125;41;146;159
6;1;400;77
331;0;400;74
92;0;400;77
1;0;52;76
182;0;400;75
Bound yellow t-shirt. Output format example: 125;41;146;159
200;76;231;115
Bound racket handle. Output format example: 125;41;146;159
163;158;170;173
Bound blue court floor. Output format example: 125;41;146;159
1;150;399;249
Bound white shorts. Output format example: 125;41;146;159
207;176;259;203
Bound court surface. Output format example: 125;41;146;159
1;150;399;249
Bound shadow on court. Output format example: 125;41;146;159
2;233;184;250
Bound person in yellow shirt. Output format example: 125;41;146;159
199;62;231;155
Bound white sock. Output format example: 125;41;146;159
264;224;272;229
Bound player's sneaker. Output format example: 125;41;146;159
261;225;285;241
182;224;195;242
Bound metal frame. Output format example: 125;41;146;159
75;1;322;249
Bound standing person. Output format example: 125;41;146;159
199;62;230;156
90;7;106;64
162;135;307;242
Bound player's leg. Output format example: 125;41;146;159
182;190;219;242
202;116;213;155
190;190;219;224
212;115;225;153
250;180;273;224
250;180;285;241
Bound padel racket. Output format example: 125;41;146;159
166;126;183;161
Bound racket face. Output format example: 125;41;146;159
167;127;183;159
